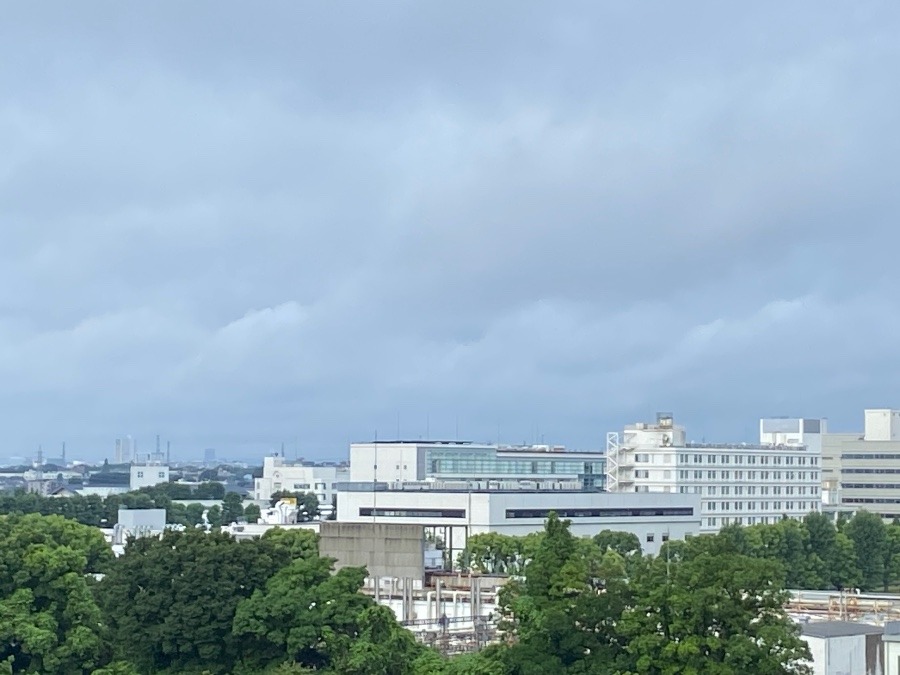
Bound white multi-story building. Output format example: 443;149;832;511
253;455;349;517
349;440;607;491
606;413;821;533
336;482;700;562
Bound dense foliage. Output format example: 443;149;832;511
459;510;900;593
10;508;898;674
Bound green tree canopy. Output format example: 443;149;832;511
0;514;112;674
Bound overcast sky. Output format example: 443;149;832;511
2;3;899;462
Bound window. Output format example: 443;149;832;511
646;533;655;543
694;470;702;479
707;517;717;527
158;472;165;478
635;470;649;478
708;486;717;495
137;471;144;478
707;471;717;479
635;453;650;463
708;456;717;464
662;533;669;542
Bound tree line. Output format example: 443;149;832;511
460;510;900;593
0;508;823;674
0;483;329;530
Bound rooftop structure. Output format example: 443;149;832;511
253;455;349;516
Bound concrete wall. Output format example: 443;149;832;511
320;521;424;580
803;634;883;675
130;465;170;490
336;489;700;557
118;508;166;530
349;444;424;482
865;409;900;441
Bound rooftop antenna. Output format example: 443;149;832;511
155;434;161;463
166;440;171;465
61;441;66;466
36;445;44;483
280;441;285;458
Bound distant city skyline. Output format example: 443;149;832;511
0;405;878;465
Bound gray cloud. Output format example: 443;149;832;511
1;2;899;460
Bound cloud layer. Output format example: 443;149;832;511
2;2;900;460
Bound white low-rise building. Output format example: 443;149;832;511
606;413;821;533
130;464;170;490
253;456;348;517
349;440;607;490
336;482;700;564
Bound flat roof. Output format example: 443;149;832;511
800;621;882;638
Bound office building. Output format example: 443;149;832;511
253;455;349;518
336;481;700;562
349;440;606;490
606;413;821;533
825;409;900;519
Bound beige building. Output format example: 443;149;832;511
825;409;900;519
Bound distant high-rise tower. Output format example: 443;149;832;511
115;436;134;464
203;448;216;466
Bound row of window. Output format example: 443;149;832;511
841;454;900;460
676;470;818;481
359;508;466;518
703;500;814;512
678;485;818;496
844;498;900;505
841;483;900;490
676;454;817;466
505;507;695;519
706;515;787;527
355;506;697;520
843;468;900;474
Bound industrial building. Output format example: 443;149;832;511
800;621;885;675
335;481;700;563
253;455;349;517
349;440;607;491
606;413;821;533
